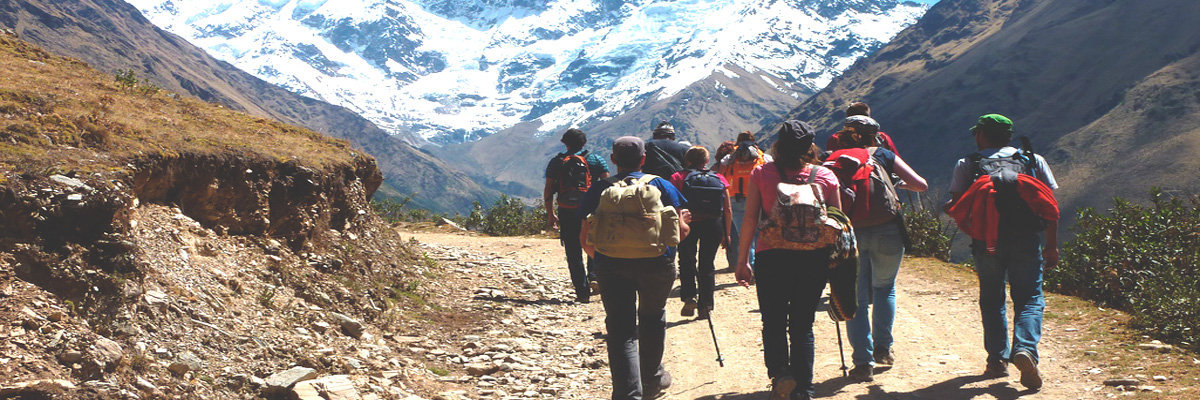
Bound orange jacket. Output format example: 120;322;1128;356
949;174;1059;254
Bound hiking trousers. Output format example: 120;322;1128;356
558;209;595;299
754;249;830;398
678;218;721;309
972;233;1045;365
847;222;904;367
596;255;676;400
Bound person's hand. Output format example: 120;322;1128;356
679;209;692;224
1044;247;1059;270
546;212;559;230
721;235;730;249
735;263;755;287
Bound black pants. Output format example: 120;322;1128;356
596;255;676;400
678;218;721;309
558;209;595;298
754;249;830;397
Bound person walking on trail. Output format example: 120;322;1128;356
825;102;900;155
643;121;689;179
823;115;928;382
580;136;692;400
735;121;841;400
719;131;772;271
944;114;1060;390
669;146;733;320
544;128;610;303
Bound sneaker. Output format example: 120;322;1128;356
1012;351;1042;390
696;305;711;320
983;360;1009;378
874;347;895;366
645;371;673;399
681;299;697;317
589;280;601;295
848;365;874;382
770;377;797;400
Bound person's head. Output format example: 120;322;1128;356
735;131;755;143
560;128;586;151
970;114;1014;148
714;140;736;162
611;136;646;171
846;102;871;117
771;120;820;169
843;115;880;148
684;146;709;169
652;121;676;139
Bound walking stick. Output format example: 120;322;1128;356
834;319;848;377
706;311;725;367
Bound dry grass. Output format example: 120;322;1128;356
0;33;363;178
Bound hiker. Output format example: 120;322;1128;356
544;128;610;303
642;121;689;179
735;121;841;400
669;146;733;320
579;136;692;400
944;114;1060;390
823;115;928;382
825;102;899;154
718;131;771;270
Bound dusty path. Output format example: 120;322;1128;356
401;228;1195;400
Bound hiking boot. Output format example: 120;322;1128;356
696;305;711;320
589;280;601;295
1012;351;1042;390
575;295;590;304
681;299;697;317
645;371;673;399
769;377;796;400
983;360;1009;378
874;347;895;366
848;365;874;382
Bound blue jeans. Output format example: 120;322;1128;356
973;233;1045;364
725;198;755;269
847;222;904;367
596;256;676;400
754;249;829;398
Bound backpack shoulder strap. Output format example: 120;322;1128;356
806;165;818;184
967;152;985;178
637;174;658;185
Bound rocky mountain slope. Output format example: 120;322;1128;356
0;0;498;213
773;0;1200;216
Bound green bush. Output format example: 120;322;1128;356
1049;189;1200;350
901;192;957;261
371;196;413;224
464;195;546;236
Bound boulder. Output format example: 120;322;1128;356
265;366;319;392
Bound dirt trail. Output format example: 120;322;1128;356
400;229;1167;399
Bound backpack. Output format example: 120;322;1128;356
724;147;765;200
968;138;1051;234
643;140;684;178
681;169;725;220
585;175;681;258
555;152;592;209
825;147;902;228
756;164;840;251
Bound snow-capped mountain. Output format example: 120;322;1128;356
126;0;927;145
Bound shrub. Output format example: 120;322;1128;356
1049;189;1200;350
464;195;546;236
901;191;957;261
114;69;138;90
371;196;413;224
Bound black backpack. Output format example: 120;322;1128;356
968;137;1049;234
681;169;725;219
643;140;684;178
555;151;592;209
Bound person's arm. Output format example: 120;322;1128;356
722;191;733;248
543;178;558;229
597;171;610;180
1043;220;1059;269
580;219;595;259
735;180;761;287
679;209;691;240
891;156;928;192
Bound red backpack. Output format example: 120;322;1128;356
823;147;901;227
556;152;592;209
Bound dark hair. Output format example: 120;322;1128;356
976;128;1013;147
735;131;755;143
846;102;871;117
771;142;822;170
684;146;709;169
714;140;736;167
839;127;879;148
614;154;643;170
561;128;586;150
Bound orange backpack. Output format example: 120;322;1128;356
724;156;765;200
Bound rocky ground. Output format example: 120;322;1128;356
3;220;1200;399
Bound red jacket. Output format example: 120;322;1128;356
948;174;1060;254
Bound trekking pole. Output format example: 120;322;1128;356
834;319;848;377
706;312;725;367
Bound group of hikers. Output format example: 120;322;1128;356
542;102;1060;400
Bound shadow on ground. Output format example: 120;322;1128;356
694;375;1034;400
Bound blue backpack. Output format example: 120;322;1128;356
682;169;725;220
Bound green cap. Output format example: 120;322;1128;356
970;114;1014;135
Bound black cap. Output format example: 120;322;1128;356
776;120;815;151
